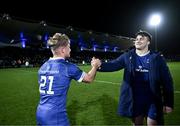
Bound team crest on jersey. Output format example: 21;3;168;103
135;65;149;72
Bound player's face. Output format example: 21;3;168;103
64;43;71;58
134;35;150;50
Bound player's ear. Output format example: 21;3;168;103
61;47;66;53
58;47;63;54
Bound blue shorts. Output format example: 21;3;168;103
36;104;70;126
133;103;157;120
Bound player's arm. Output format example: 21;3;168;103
82;58;101;83
98;53;125;72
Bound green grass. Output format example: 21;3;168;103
0;62;180;125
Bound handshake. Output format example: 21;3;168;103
91;57;102;69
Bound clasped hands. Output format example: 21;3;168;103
91;57;101;69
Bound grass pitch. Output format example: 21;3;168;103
0;62;180;125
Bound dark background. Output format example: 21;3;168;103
1;0;180;54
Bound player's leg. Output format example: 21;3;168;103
132;115;144;125
147;104;157;126
147;117;157;126
132;101;146;125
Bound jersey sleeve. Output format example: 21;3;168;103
68;64;86;82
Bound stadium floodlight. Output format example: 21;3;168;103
148;13;162;51
149;14;161;26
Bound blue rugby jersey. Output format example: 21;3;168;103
36;57;85;125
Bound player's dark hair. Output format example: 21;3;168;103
135;30;152;42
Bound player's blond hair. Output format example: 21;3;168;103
47;33;70;50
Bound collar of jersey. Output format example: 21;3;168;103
136;50;150;57
49;57;65;60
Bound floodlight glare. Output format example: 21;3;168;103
148;13;162;51
149;14;161;26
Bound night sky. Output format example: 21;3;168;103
1;0;180;54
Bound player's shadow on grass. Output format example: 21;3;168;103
100;94;130;125
67;100;80;125
77;94;130;125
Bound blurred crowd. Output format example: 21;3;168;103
0;47;121;68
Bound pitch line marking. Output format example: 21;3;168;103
12;69;180;94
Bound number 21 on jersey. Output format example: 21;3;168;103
39;76;54;95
